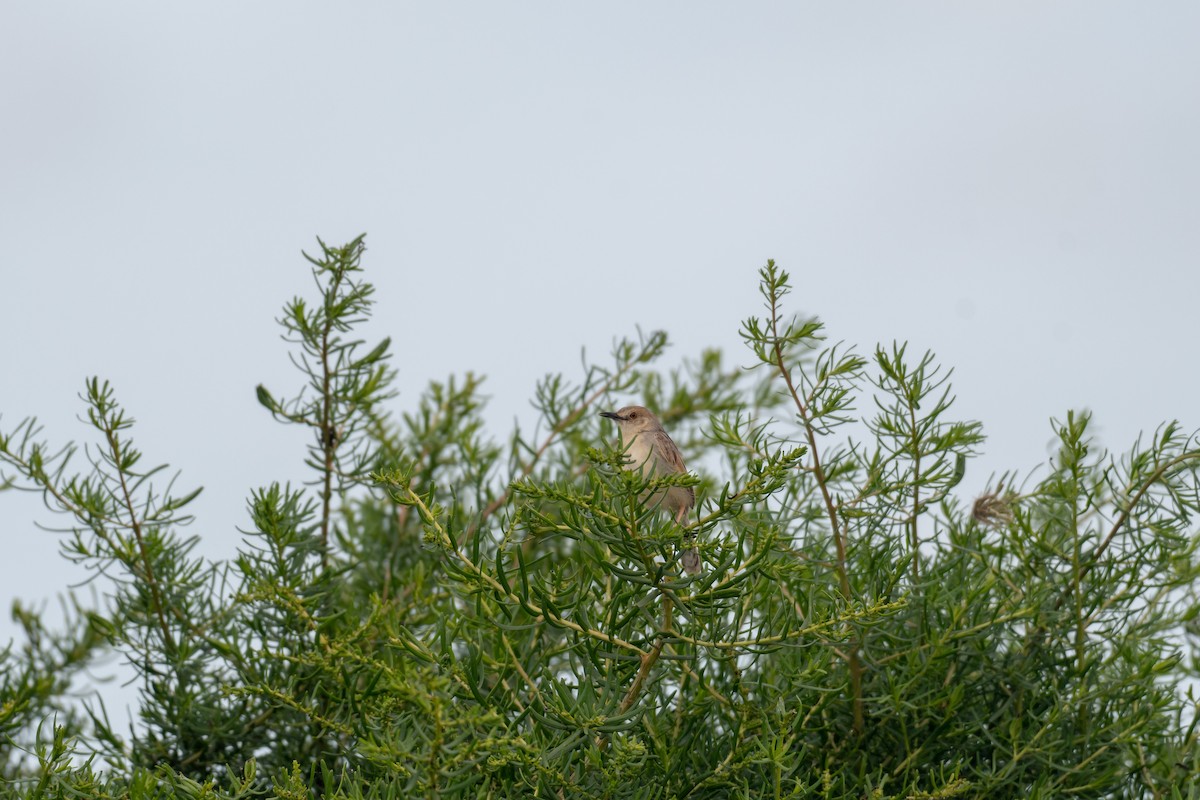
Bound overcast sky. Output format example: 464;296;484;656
3;3;1198;650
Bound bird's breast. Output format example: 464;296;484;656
624;436;657;475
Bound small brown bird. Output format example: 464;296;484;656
599;405;701;575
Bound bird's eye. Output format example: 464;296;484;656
629;412;638;418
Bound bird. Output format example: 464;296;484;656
598;405;701;575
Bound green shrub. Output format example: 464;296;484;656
3;237;1198;799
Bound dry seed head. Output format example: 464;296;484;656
972;487;1017;528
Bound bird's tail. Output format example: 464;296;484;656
676;506;701;576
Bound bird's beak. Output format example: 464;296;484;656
599;411;621;421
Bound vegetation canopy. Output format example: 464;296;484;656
2;236;1199;799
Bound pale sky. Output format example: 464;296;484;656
3;3;1199;647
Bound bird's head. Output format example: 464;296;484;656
599;405;663;436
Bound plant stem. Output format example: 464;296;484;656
619;596;672;714
768;295;864;735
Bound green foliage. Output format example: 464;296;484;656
2;246;1199;799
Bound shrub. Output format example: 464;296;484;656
2;237;1198;799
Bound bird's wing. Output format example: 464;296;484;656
654;431;688;474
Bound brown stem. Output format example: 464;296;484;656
909;401;921;584
1092;449;1200;576
768;300;864;735
619;596;672;714
1051;448;1200;613
319;308;335;565
105;426;177;656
